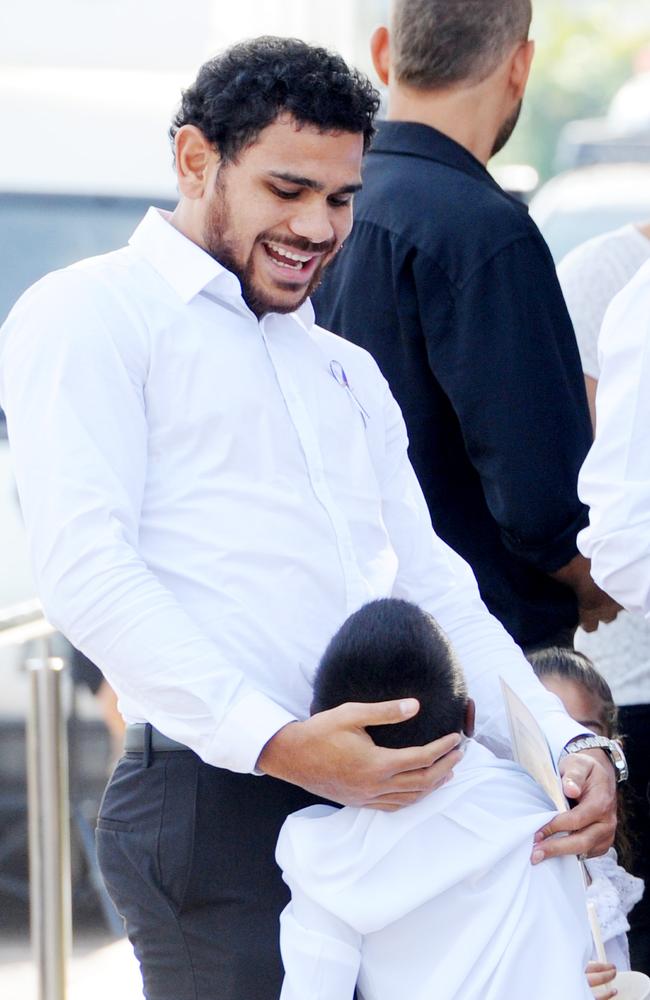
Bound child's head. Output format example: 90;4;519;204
312;598;473;748
527;645;633;868
526;646;617;738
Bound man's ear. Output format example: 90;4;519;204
509;38;535;102
174;124;217;199
463;698;476;737
370;25;391;86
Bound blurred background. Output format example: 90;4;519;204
1;1;650;996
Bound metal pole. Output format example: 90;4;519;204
26;654;72;1000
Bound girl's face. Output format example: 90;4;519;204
540;675;607;736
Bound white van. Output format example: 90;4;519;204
1;65;185;591
0;66;186;325
0;66;190;921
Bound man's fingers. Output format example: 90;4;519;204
360;747;463;810
384;748;463;789
286;704;464;810
383;733;463;775
363;773;453;811
531;820;613;863
533;826;615;862
559;752;594;799
327;702;463;768
538;803;591;840
365;793;421;811
533;768;616;863
532;788;615;859
535;750;617;862
339;698;422;728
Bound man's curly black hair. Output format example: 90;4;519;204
312;599;468;749
170;36;380;162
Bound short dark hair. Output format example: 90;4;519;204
170;36;380;162
392;0;532;89
312;598;467;749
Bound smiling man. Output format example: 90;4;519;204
0;36;617;1000
170;107;362;317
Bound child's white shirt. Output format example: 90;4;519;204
276;740;593;1000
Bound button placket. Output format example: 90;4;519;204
258;322;366;612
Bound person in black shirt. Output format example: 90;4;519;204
313;0;619;650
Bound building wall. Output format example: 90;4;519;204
1;0;385;75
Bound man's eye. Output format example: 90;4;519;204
328;197;352;208
272;187;300;200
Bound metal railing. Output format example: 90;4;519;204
1;600;71;1000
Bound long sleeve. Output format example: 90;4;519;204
279;888;361;1000
578;261;650;615
376;374;585;761
418;236;592;574
0;268;295;771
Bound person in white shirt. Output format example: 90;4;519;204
528;645;645;989
278;599;593;1000
558;223;650;429
0;36;617;1000
558;226;650;761
578;253;650;977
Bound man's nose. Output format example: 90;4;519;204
289;202;335;245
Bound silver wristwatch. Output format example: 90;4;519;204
561;735;629;783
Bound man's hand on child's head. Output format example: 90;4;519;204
586;960;617;999
530;748;617;864
256;699;463;810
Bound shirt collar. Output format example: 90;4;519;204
370;120;501;191
128;207;315;330
129;207;240;304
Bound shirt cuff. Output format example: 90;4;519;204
203;690;298;774
544;713;594;767
502;506;589;573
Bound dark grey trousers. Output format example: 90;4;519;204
96;749;332;1000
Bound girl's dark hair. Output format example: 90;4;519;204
527;646;632;868
312;598;467;749
170;36;380;163
527;646;618;737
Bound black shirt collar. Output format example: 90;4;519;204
370;120;501;191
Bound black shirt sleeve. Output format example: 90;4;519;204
414;233;592;573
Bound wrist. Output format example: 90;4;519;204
561;735;628;783
256;719;305;779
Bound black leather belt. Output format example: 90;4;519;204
124;723;190;753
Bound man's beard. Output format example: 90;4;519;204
202;176;336;318
491;100;523;158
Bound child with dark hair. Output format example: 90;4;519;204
310;597;471;749
528;647;644;980
276;599;593;1000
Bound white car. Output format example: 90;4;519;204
529;162;650;263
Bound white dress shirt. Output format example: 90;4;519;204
0;208;583;772
558;225;650;704
277;740;593;1000
578;258;650;617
